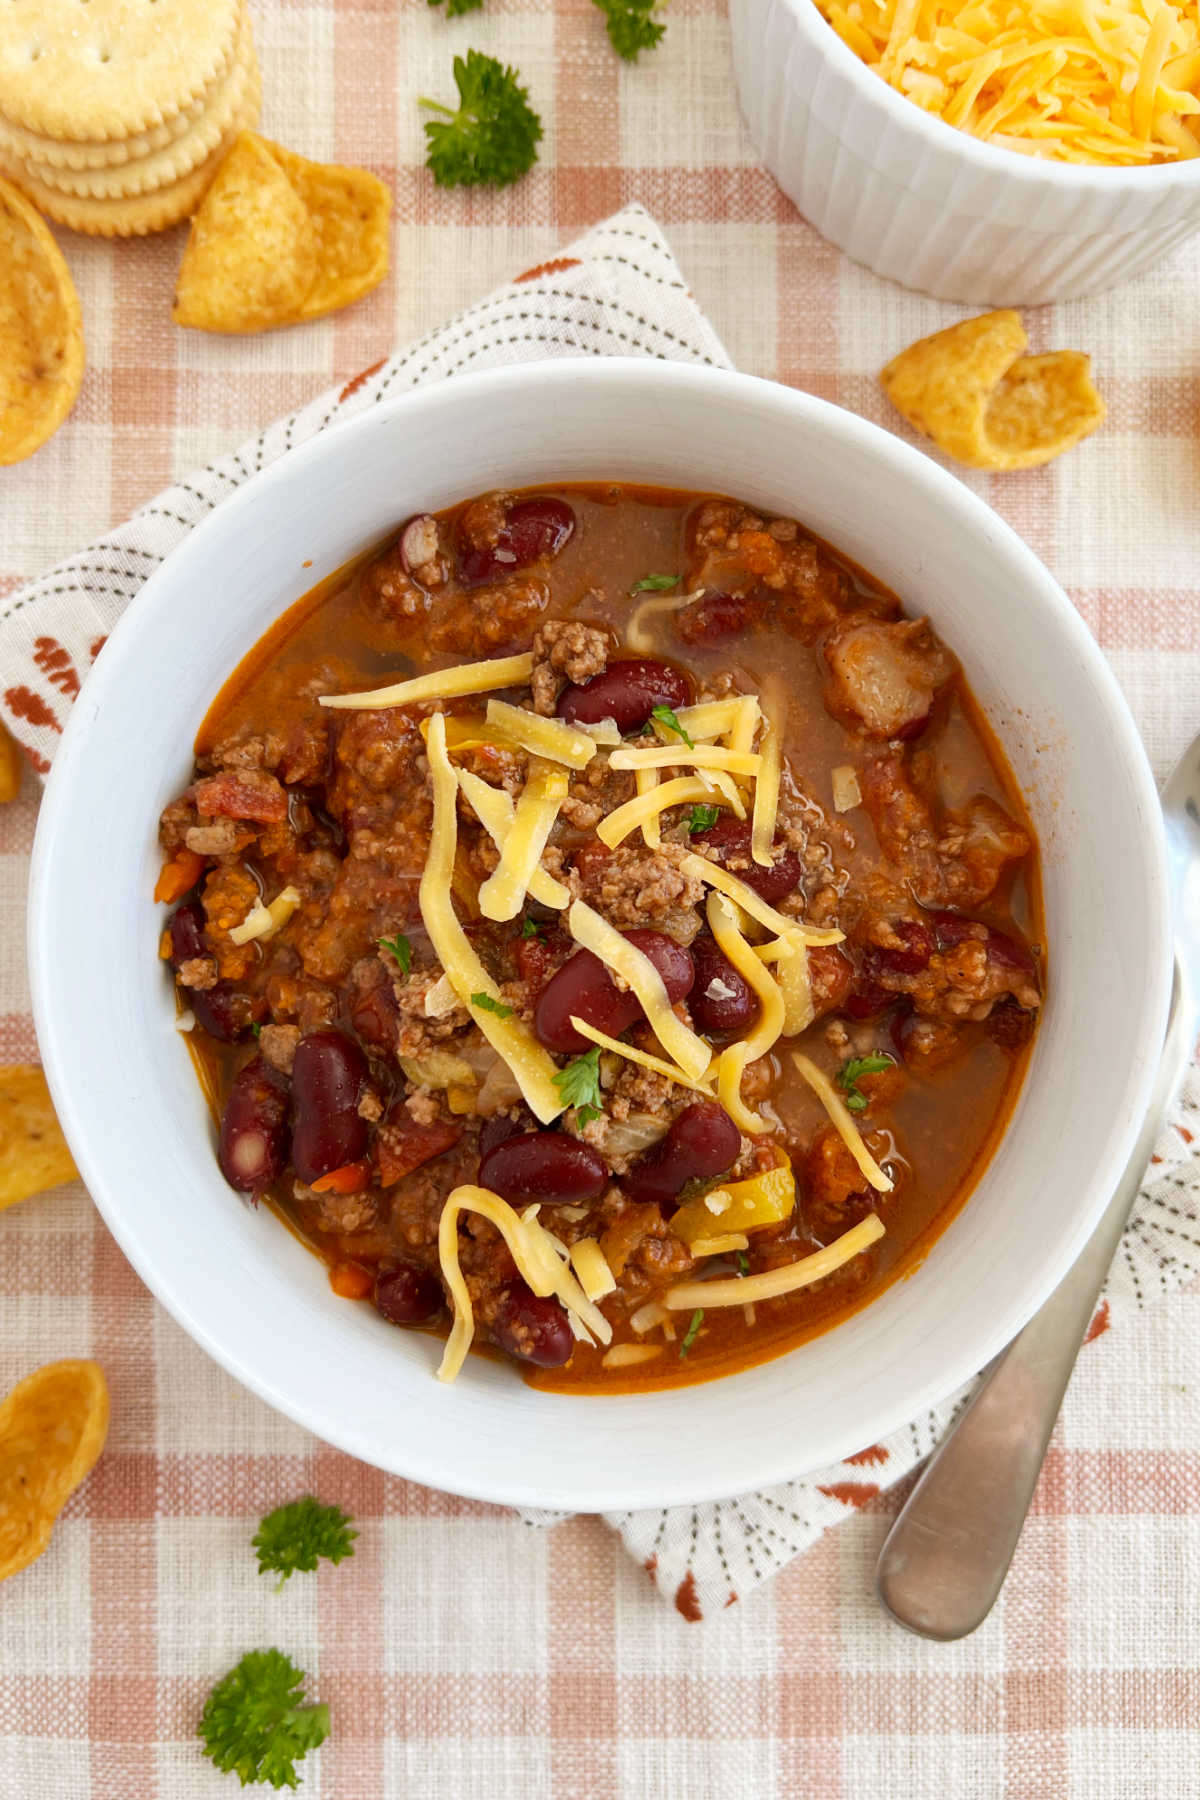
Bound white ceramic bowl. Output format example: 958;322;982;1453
30;360;1170;1510
730;0;1200;304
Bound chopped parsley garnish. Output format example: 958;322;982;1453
836;1052;895;1114
198;1649;329;1788
686;804;720;834
429;0;483;13
594;0;667;61
630;572;679;593
471;991;514;1019
378;933;412;977
651;704;694;749
252;1496;357;1590
520;916;544;940
736;1252;751;1277
679;1308;704;1358
251;1022;262;1039
420;50;543;189
553;1046;604;1126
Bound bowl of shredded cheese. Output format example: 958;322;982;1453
730;0;1200;301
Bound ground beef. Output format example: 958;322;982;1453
529;617;611;713
394;969;470;1056
185;818;246;857
259;1023;300;1075
296;1183;379;1237
428;578;549;655
567;839;705;933
201;864;261;982
178;955;218;991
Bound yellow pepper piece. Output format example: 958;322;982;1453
671;1162;796;1246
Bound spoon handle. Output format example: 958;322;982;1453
876;963;1188;1641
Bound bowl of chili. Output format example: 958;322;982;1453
29;359;1170;1509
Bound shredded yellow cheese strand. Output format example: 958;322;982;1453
228;884;302;946
664;1214;886;1309
705;891;784;1062
320;652;534;711
568;1016;716;1095
610;744;763;777
477;764;569;921
791;1051;894;1194
567;899;712;1082
716;1042;770;1133
626;587;704;652
455;766;570;910
653;696;761;744
484;698;598;770
751;679;783;868
422;715;564;1123
635;766;662;849
680;851;845;947
773;932;815;1037
597;775;738;848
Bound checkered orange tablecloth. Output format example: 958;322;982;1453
3;3;1200;1796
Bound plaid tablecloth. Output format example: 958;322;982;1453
3;2;1200;1795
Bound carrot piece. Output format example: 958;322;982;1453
153;848;205;904
328;1261;374;1300
311;1160;372;1195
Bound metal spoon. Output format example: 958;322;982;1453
876;731;1200;1641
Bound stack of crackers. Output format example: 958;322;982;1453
0;0;259;237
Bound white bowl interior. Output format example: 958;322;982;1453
30;361;1170;1509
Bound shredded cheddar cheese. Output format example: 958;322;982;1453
319;651;534;711
477;763;569;921
567;900;712;1081
568;1016;717;1095
815;0;1200;164
791;1051;895;1193
664;1214;886;1309
228;885;301;946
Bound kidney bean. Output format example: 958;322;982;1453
675;590;767;646
691;818;803;905
688;934;760;1039
218;1059;290;1194
291;1029;368;1184
190;986;261;1044
458;497;575;586
623;1100;740;1208
557;657;692;733
477;1112;529;1162
873;918;934;975
168;902;259;1042
930;911;1037;973
167;901;206;968
375;1262;445;1326
533;928;694;1054
480;1131;608;1206
489;1280;574;1368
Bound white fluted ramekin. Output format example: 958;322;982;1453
730;0;1200;303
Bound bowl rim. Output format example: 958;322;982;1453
28;357;1172;1509
775;0;1200;191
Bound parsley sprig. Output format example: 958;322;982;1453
520;916;544;940
679;1307;704;1358
429;0;483;14
594;0;667;61
198;1649;328;1790
553;1046;604;1127
630;572;679;593
836;1052;895;1114
253;1497;357;1590
378;932;412;977
420;50;543;189
652;704;694;749
686;804;720;834
471;990;514;1019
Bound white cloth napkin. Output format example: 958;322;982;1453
4;202;1196;1620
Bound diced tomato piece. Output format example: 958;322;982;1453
375;1111;463;1188
189;769;288;823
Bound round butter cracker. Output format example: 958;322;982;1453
0;0;240;142
5;65;261;236
13;31;259;200
0;4;251;170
